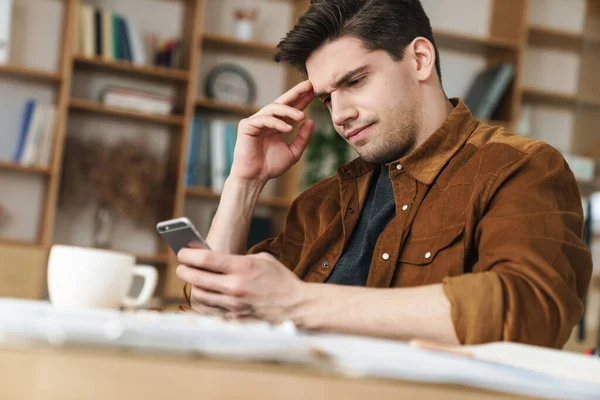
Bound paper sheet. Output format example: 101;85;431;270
1;298;599;400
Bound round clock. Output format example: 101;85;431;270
205;63;257;105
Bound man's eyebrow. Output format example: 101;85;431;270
314;65;369;99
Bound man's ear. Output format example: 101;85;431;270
409;37;436;82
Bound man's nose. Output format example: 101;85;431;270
331;94;358;127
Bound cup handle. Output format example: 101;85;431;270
122;265;158;308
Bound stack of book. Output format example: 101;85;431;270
76;4;146;65
13;99;57;167
186;116;237;192
100;86;173;115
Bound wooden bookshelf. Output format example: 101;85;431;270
135;252;170;265
0;160;52;176
196;97;260;116
528;25;582;51
201;31;277;58
186;186;291;209
522;87;600;109
433;29;520;54
0;64;61;84
69;98;185;126
73;56;190;82
0;238;39;247
522;87;577;108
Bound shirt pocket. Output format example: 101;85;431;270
394;223;466;286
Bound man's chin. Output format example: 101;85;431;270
356;146;406;164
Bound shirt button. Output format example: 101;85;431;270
396;164;402;171
402;205;408;211
425;252;432;259
348;207;355;214
321;261;329;269
382;253;390;260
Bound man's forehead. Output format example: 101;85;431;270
306;37;373;91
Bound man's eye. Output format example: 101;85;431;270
348;78;362;87
323;96;331;105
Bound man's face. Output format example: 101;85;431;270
306;36;422;164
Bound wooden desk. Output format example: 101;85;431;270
0;345;521;400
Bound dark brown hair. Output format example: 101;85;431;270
274;0;442;83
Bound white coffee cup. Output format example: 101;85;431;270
48;245;158;310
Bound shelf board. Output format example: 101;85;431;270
196;97;260;115
0;238;40;248
70;98;185;126
522;87;600;109
187;186;291;209
73;56;189;82
528;25;582;51
522;87;577;108
433;29;519;54
0;160;52;175
0;64;61;83
135;253;170;265
201;31;277;58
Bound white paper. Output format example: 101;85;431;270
1;298;599;400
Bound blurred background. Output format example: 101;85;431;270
0;0;598;352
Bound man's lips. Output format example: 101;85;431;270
345;122;376;140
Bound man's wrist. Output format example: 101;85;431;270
223;176;267;205
287;282;333;331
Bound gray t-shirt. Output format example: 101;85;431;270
325;165;396;286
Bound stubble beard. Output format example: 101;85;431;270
354;118;419;164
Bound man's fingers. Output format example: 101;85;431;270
176;264;238;294
274;80;313;106
244;115;293;136
288;119;315;161
255;103;306;121
290;90;316;112
177;248;238;274
190;286;250;312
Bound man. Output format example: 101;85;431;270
176;0;592;348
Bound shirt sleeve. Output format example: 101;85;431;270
246;193;310;272
442;144;593;348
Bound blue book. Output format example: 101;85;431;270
224;122;237;177
186;116;200;186
118;16;132;61
13;99;36;162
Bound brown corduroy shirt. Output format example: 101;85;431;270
247;98;592;348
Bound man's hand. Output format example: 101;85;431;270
176;249;306;322
230;80;316;184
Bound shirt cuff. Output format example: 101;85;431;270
442;272;504;344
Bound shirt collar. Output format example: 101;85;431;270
338;98;478;185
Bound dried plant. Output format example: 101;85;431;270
60;136;168;227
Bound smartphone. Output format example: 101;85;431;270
156;217;211;255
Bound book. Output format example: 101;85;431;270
101;10;114;61
186;116;200;186
0;0;13;65
196;119;212;188
13;100;36;162
20;105;46;165
463;63;514;120
100;86;173;114
94;8;102;57
79;4;95;58
126;17;146;65
209;120;227;191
